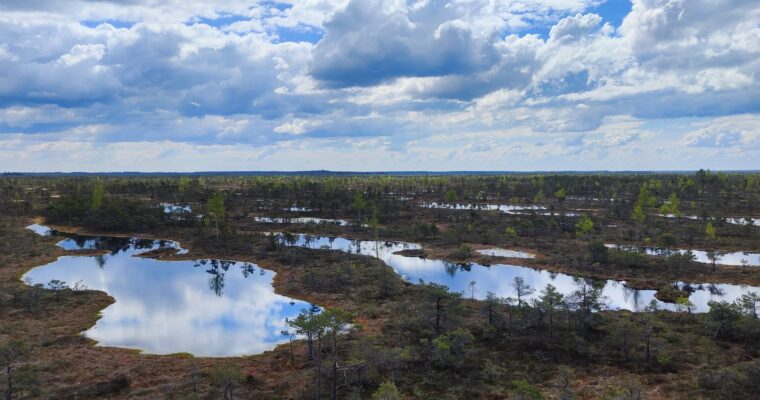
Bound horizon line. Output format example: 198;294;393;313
3;169;759;176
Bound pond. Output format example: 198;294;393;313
658;213;759;226
605;244;760;267
421;202;580;217
476;248;535;259
285;205;312;212
161;203;192;214
24;225;310;356
254;216;351;226
161;202;203;221
278;234;759;313
725;217;760;226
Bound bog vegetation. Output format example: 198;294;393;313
0;170;759;399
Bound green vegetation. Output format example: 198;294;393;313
0;170;759;398
444;188;458;203
206;191;226;239
574;215;593;237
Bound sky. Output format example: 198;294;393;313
0;0;758;172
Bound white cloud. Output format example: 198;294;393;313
58;43;105;66
682;114;760;148
0;0;758;171
274;118;321;135
549;12;602;42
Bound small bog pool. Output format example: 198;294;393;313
24;225;310;356
279;233;759;313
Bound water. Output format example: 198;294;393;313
161;203;203;220
161;203;192;214
725;217;760;226
27;224;188;255
421;202;580;217
566;196;614;202
285;205;312;212
476;248;535;259
27;223;52;236
658;213;759;226
59;234;189;256
24;225;310;356
606;244;760;267
278;234;759;313
254;216;351;226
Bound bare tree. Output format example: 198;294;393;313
512;277;534;306
1;340;26;400
211;363;243;400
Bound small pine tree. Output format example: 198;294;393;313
554;187;566;202
533;189;545;204
372;381;402;400
91;180;105;211
444;188;458;203
705;222;717;240
631;203;646;224
575;216;593;238
207;192;225;239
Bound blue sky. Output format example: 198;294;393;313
0;0;758;171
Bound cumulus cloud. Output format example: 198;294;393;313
549;12;602;42
682;114;760;148
309;0;499;87
0;0;758;171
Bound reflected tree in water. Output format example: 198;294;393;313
194;259;228;296
208;273;225;296
443;261;459;277
240;263;255;278
621;285;641;310
72;235;90;249
94;254;107;269
707;284;725;296
134;238;155;251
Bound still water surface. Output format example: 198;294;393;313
24;225;309;356
254;216;351;226
421;202;581;217
22;224;759;355
476;248;536;259
606;244;760;267
279;234;758;313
